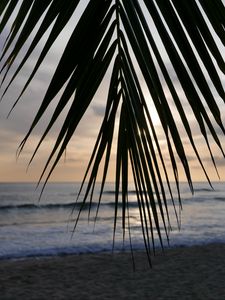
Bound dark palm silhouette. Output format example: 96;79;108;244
1;0;225;262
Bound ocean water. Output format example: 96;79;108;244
0;181;225;259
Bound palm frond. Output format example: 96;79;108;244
1;0;225;261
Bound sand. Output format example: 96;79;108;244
1;243;225;299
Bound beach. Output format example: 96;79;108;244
1;243;225;299
1;182;225;299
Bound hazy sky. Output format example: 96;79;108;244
0;1;225;183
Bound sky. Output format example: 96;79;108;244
0;1;225;183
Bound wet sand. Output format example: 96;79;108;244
1;243;225;299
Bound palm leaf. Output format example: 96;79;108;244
1;0;225;260
0;0;19;32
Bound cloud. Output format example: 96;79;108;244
91;104;106;117
1;2;225;182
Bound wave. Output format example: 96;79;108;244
214;197;225;202
1;196;206;211
2;194;219;211
0;201;142;211
0;202;76;210
194;188;214;192
103;189;153;195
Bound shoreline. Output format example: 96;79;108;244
1;243;225;299
0;240;222;262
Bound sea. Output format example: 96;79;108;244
0;181;225;260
